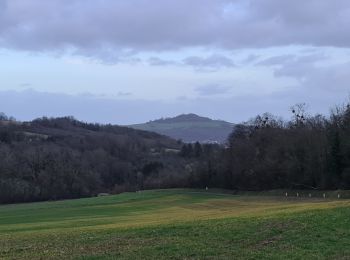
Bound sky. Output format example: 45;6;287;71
0;0;350;124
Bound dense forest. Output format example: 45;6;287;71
0;114;186;203
185;103;350;191
0;101;349;204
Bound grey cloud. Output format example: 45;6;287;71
148;57;178;66
195;84;232;96
255;53;328;80
74;48;141;65
277;62;350;92
148;55;234;70
257;54;327;70
183;55;235;70
242;54;260;64
261;53;350;93
1;0;350;61
271;54;328;79
257;55;296;66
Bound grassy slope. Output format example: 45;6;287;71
0;190;349;259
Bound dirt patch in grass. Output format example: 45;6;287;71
249;220;298;251
260;220;297;231
256;235;283;249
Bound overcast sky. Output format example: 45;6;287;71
1;0;349;124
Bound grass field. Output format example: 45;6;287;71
0;189;349;259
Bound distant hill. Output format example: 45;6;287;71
129;114;234;143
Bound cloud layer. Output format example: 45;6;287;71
1;0;350;61
0;0;349;121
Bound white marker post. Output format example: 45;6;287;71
323;193;326;199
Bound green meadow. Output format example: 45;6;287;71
0;190;349;259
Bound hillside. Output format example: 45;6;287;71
1;189;349;259
129;114;234;143
0;117;183;204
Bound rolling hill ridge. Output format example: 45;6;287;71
129;114;234;143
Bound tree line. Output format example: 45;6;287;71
0;101;349;204
184;103;350;191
